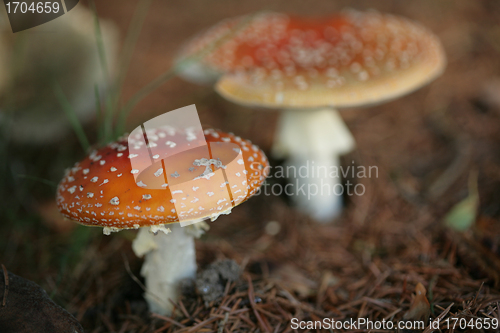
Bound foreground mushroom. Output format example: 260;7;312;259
177;10;446;222
56;124;268;315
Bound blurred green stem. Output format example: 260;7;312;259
110;0;153;139
89;0;114;144
115;11;263;135
54;84;91;152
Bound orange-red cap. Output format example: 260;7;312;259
179;11;445;108
56;128;268;231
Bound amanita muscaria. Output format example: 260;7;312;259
177;10;446;222
56;126;268;314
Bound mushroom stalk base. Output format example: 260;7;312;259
272;108;356;222
132;224;197;315
285;154;344;222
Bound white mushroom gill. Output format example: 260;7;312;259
131;221;208;315
272;108;355;222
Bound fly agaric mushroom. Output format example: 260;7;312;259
56;127;268;315
177;10;446;222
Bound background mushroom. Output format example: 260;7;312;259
0;5;119;144
56;120;269;315
176;10;446;222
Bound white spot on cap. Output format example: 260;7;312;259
192;186;199;191
134;206;141;211
237;159;244;165
207;192;214;197
100;160;106;165
137;181;147;188
275;92;284;103
154;168;163;177
83;169;89;175
87;192;94;198
90;177;98;183
157;206;164;212
128;154;138;159
131;169;139;174
99;179;109;186
142;194;152;200
110;197;119;205
68;186;76;194
172;190;183;194
110;167;117;172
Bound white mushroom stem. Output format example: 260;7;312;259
132;221;208;315
272;108;356;222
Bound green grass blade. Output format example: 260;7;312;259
94;85;104;144
88;0;115;145
109;0;153;139
115;68;176;135
16;174;58;188
89;0;110;83
53;83;91;152
444;171;479;231
114;11;264;136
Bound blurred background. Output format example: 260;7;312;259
0;0;500;332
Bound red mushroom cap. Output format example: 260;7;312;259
56;128;269;231
179;10;446;108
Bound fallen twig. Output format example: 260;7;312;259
1;264;8;307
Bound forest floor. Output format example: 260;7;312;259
1;0;500;332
